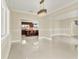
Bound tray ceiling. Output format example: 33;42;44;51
6;0;77;15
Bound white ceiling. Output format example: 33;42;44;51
6;0;77;15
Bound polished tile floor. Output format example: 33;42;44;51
8;36;77;59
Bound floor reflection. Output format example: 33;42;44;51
8;36;77;59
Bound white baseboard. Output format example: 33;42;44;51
11;40;21;43
51;34;77;37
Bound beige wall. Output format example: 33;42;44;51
10;11;50;42
1;0;11;59
10;1;77;42
45;1;78;36
1;1;77;59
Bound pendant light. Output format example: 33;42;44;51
37;0;47;17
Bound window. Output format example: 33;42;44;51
1;0;10;39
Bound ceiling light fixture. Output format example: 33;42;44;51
37;0;47;17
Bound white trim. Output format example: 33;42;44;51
9;1;77;17
50;33;78;37
38;36;52;40
10;8;38;17
11;40;21;43
51;34;76;37
1;0;10;40
46;1;77;16
6;8;9;35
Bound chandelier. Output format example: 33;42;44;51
37;0;47;17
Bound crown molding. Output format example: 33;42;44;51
10;8;38;16
10;8;47;19
9;0;77;17
46;1;77;17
